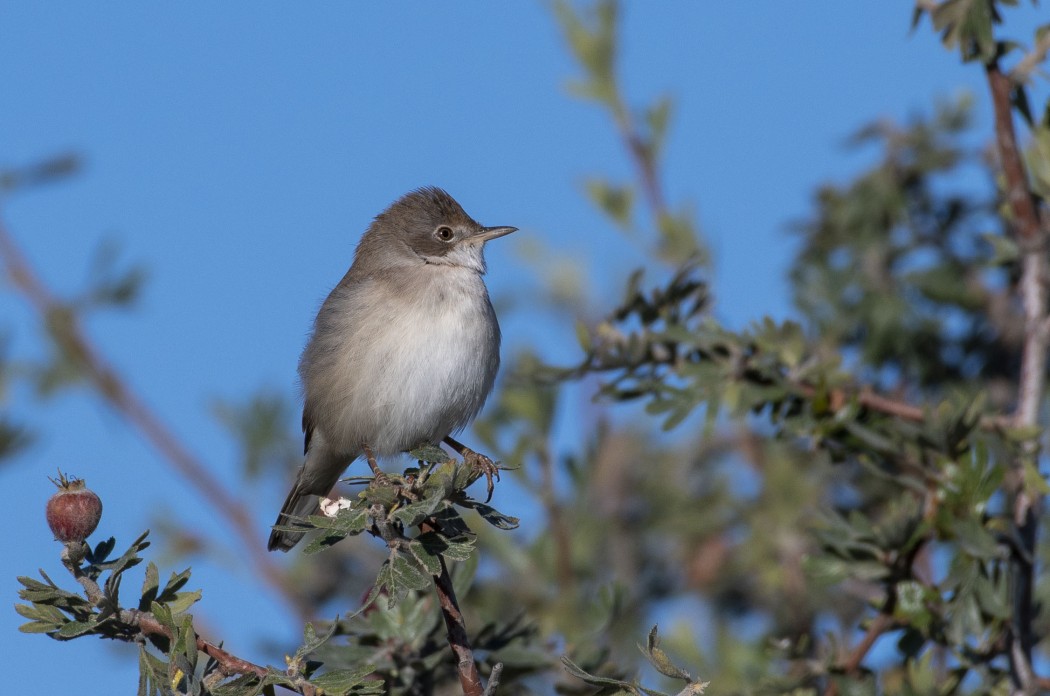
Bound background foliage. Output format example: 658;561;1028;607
6;1;1050;695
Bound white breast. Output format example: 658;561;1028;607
302;264;500;457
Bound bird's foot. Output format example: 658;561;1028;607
463;449;500;502
362;444;393;487
440;437;501;501
439;442;498;503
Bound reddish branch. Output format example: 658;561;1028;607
796;382;1022;430
985;60;1048;694
129;610;273;682
434;556;484;696
822;536;923;696
851;390;923;422
0;206;311;622
812;384;925;423
58;541;279;689
841;613;896;675
422;520;487;696
986;64;1048;427
823;613;898;696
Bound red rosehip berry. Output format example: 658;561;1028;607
46;472;103;543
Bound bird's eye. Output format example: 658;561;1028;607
435;226;455;242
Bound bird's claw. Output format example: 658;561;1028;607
463;450;500;502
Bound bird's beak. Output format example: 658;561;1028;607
469;226;518;244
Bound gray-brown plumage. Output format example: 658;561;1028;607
268;188;515;552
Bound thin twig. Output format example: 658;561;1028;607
482;663;503;696
126;609;272;681
1010;30;1050;85
823;613;898;696
577;342;1015;430
842;613;896;675
619;122;667;218
796;379;1019;430
575;341;933;423
0;207;311;622
823;386;925;423
825;546;919;696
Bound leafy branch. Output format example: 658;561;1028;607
17;531;381;695
917;1;1050;691
18;449;519;695
280;447;518;696
555;0;702;266
562;626;708;696
546;3;1050;693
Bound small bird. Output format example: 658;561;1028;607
268;187;515;552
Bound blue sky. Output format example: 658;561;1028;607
2;3;1046;693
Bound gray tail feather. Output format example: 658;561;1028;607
268;443;357;552
268;484;321;552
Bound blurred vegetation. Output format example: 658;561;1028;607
7;1;1050;695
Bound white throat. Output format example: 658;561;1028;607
420;243;487;274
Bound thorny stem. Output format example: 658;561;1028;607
986;60;1048;694
0;204;312;622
